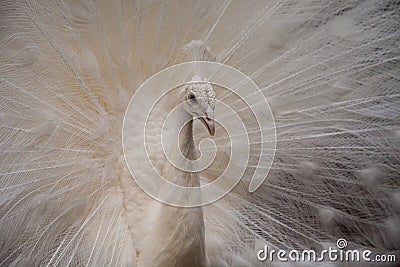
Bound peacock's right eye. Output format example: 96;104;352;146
188;93;197;103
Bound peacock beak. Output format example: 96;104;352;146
196;106;215;136
199;116;215;136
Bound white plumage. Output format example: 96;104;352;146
0;0;399;266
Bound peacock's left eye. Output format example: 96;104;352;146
188;93;197;103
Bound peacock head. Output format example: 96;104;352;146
179;75;216;136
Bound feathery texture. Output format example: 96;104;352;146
0;0;399;266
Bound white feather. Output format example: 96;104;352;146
0;0;399;266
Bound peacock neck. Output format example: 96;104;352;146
172;108;199;187
141;106;208;267
178;117;195;160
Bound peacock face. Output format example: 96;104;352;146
181;76;216;135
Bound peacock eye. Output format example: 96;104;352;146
188;93;197;103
